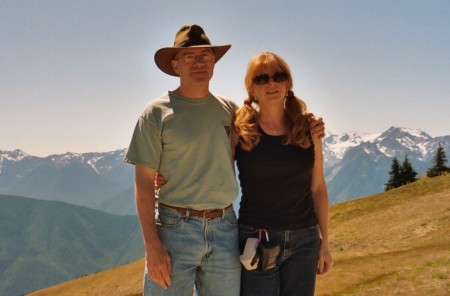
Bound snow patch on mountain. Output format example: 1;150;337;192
0;150;30;174
87;157;104;174
0;149;29;162
323;131;381;162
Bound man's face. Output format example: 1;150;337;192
171;48;215;84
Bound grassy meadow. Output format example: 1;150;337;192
29;174;450;295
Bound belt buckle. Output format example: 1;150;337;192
202;210;213;220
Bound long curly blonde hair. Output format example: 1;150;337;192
234;52;312;151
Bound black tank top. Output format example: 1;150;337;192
235;128;318;230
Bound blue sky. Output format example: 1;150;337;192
1;0;449;156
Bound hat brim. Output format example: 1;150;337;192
154;44;231;77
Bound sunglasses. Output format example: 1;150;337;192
253;72;289;85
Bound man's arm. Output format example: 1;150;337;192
135;164;172;289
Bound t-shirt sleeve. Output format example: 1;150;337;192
123;115;161;170
215;94;239;114
230;99;239;112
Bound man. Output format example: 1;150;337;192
124;24;241;296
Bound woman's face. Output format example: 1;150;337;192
252;66;289;105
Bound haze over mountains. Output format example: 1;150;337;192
1;126;449;214
0;195;143;296
0;149;135;214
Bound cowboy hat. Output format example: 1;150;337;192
154;24;231;76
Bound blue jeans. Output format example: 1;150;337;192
239;224;321;296
143;205;241;296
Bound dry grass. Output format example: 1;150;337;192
316;174;450;295
316;244;450;296
29;175;450;295
28;259;145;296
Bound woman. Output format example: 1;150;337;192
233;52;332;296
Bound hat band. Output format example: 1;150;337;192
178;39;211;48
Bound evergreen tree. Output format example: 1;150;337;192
385;157;402;191
427;143;449;177
400;155;417;185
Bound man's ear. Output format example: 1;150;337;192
171;60;179;75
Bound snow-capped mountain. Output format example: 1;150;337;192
323;127;450;203
0;149;135;214
323;127;437;164
1;127;449;212
323;131;381;166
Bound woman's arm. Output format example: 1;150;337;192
310;136;333;275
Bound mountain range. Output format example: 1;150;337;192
323;126;450;202
0;149;135;214
0;194;143;296
1;127;449;213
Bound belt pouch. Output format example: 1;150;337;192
258;241;280;271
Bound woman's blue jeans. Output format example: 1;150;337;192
239;224;321;296
143;205;241;296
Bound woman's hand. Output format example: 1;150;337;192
154;173;166;193
317;243;333;275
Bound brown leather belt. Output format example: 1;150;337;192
159;203;232;219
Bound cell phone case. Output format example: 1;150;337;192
258;241;280;271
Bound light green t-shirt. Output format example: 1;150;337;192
124;91;238;210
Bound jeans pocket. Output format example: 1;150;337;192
157;208;183;228
223;210;238;227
